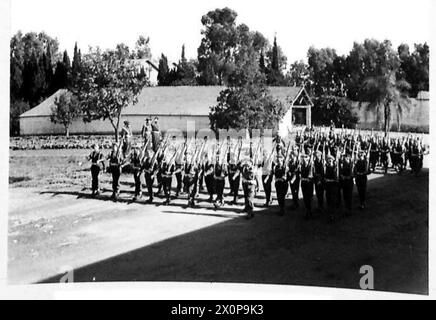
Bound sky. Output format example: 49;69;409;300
9;0;431;67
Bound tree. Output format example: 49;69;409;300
286;60;310;87
197;7;239;85
72;42;82;85
265;36;287;85
173;45;197;86
157;54;170;86
50;91;81;137
10;100;30;136
73;48;149;141
210;82;286;134
133;35;152;59
312;95;358;128
52;50;71;91
398;43;429;97
362;73;411;134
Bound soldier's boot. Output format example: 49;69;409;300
146;197;153;204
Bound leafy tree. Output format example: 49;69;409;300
72;48;149;141
10;100;30;136
50;91;81;137
397;43;429;97
52;50;71;91
307;46;338;96
362;73;410;134
286;60;310;87
172;45;197;86
312;96;358;128
210;82;286;134
197;7;239;85
72;42;82;85
265;36;287;85
133;35;152;59
157;54;171;86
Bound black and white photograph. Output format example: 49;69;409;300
1;0;434;300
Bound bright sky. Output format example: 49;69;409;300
10;0;431;66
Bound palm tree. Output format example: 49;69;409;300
362;72;411;136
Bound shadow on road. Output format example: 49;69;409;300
38;169;428;294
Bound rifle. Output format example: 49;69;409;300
366;143;372;173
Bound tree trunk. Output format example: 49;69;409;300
65;126;70;138
384;103;391;137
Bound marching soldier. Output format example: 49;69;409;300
213;152;228;208
241;159;256;219
184;155;199;207
369;138;380;172
287;149;300;210
130;146;143;201
300;152;314;219
274;155;288;216
324;153;339;222
203;153;215;202
160;157;175;205
143;149;158;204
228;149;241;205
339;151;354;216
174;140;186;198
261;150;275;207
380;137;390;174
87;144;104;196
354;150;369;210
313;150;325;212
107;142;124;201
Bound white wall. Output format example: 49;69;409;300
20;115;211;136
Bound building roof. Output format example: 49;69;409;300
20;85;307;118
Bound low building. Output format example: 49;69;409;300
19;86;313;136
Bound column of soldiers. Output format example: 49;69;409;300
87;122;429;221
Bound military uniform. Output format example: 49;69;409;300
88;150;103;195
324;158;339;221
274;161;288;216
287;156;300;209
380;140;390;174
261;158;274;207
130;149;143;200
354;154;368;209
203;161;215;201
228;162;241;204
214;162;228;207
184;162;198;207
241;161;256;219
300;155;314;219
108;148;123;200
339;156;354;216
313;155;325;210
143;156;157;203
160;161;175;205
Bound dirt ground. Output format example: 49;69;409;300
8;149;429;294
